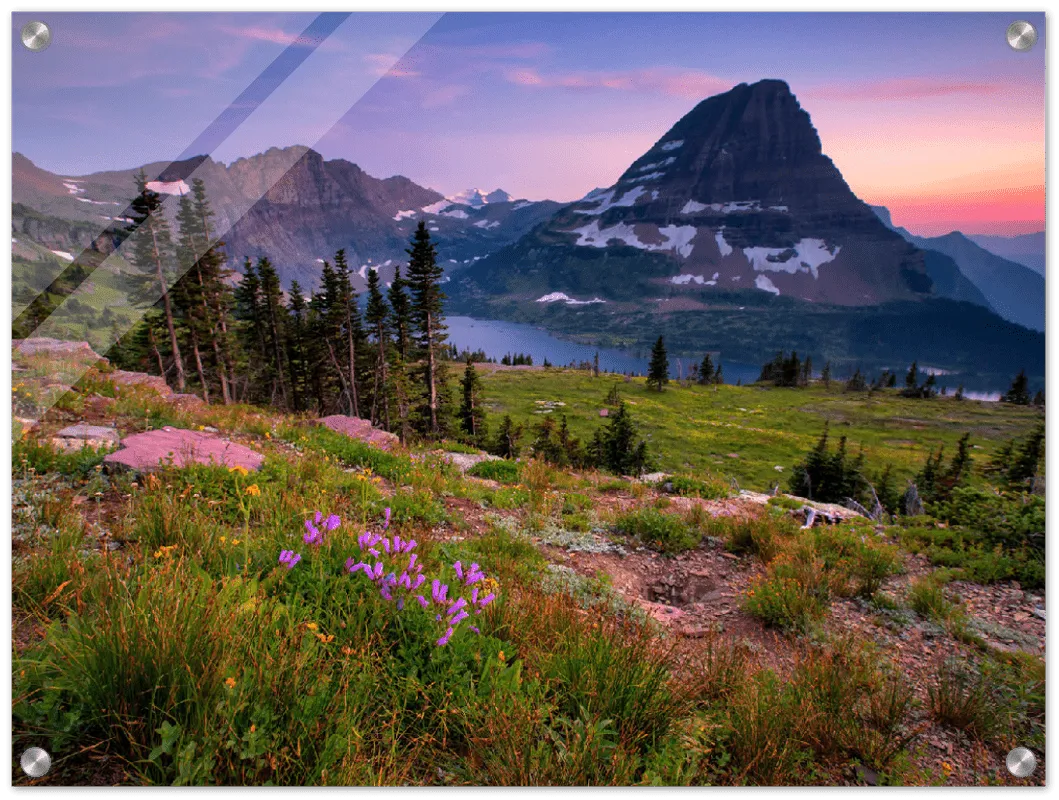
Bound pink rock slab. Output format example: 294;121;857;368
317;415;399;450
103;426;264;472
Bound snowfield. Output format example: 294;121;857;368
755;274;781;295
571;220;696;258
573;185;648;215
743;238;840;278
146;179;190;196
473;219;500;229
536;292;606;306
660;140;684;151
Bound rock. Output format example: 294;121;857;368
443;451;501;473
52;424;121;453
13;338;106;361
854;765;880;786
103;426;264;472
202;426;220;433
640;471;669;484
14;417;38;436
317;415;399;450
109;370;172;397
1032;607;1046;620
599;408;609;417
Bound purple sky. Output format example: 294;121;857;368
12;12;1046;235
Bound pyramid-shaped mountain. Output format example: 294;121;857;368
455;79;933;305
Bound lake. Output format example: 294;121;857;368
445;316;1010;399
445;316;762;384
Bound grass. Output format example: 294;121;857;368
478;368;1042;491
467;459;520;483
10;351;1046;786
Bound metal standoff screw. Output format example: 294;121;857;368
1006;747;1036;778
20;21;52;52
1006;21;1037;52
20;747;52;778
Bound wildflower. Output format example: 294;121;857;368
219;536;226;544
278;550;301;569
497;650;506;662
305;622;318;631
225;677;236;689
437;627;454;647
229;465;249;477
316;633;334;644
245;484;261;497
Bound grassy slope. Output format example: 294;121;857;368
477;366;1043;491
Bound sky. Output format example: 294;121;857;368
12;11;1046;236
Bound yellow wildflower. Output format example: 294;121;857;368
306;622;318;631
316;633;334;644
250;724;256;733
229;465;249;477
244;484;261;497
497;651;506;663
231;539;241;546
225;677;236;689
265;432;271;439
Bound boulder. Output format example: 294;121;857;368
52;424;121;453
317;415;399;450
103;426;264;472
13;338;106;361
109;370;172;397
442;451;501;473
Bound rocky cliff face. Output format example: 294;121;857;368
13;148;560;291
456;79;933;306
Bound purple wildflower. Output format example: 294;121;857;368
450;610;469;626
383;507;392;529
279;550;301;569
469;626;480;634
437;627;454;647
416;595;429;608
324;514;341;532
453;561;464;580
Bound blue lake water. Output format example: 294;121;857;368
445;316;762;384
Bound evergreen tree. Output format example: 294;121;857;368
598;401;652;476
954;384;965;401
234;258;270;403
698;353;715;385
365;267;390;428
387;264;412;361
1002;369;1031;405
492;414;523;459
1032;389;1045;407
405;222;448;436
1007;424;1044;489
821;360;832;388
647;336;669;391
255;257;290;407
458;359;487;445
126;170;186;391
593;351;600;378
333;250;362;418
904;361;919;393
713;363;724;385
845;369;867;392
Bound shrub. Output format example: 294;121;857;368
927;657;1002;740
467;459;520;483
907;576;962;623
663;474;731;500
614;508;700;555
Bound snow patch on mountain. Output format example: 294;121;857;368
573;185;647;216
536;292;606;306
421;199;453;215
715;232;733;257
660;140;684;151
635;172;666;182
473;219;500;229
50;249;74;261
744;239;840;278
571;220;696;258
439;207;469;219
512;200;534;210
146;179;190;196
62;181;84;195
393;209;417;220
755;274;781;295
671;274;705;285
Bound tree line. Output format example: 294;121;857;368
113;176;454;441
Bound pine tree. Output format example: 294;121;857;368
647;336;669;391
821;360;832;388
1007;424;1044;489
255;257;290;407
1032;389;1045;407
458;359;487;446
234;258;270;403
599;401;651;476
126;170;186;391
365;267;390;428
493;414;523;459
1002;369;1031;405
286;281;312;411
904;361;919;393
954;384;965;401
333;250;362;418
593;351;600;378
713;363;724;385
387;264;412;361
698;353;714;385
405;222;449;436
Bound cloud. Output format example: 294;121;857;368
421;84;470;109
364;53;421;79
504;66;729;98
813;77;1004;101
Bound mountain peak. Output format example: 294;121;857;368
448;188;511;207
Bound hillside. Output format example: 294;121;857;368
11;341;1045;787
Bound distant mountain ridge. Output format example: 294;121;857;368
871;206;1044;332
967;231;1045;278
12;149;561;291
